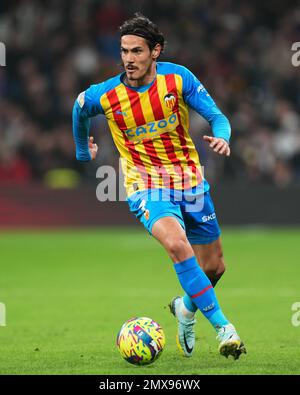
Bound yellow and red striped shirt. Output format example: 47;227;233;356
74;62;226;196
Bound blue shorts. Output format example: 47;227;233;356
127;185;221;245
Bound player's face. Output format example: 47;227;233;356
121;35;160;84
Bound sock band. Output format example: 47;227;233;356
191;284;213;299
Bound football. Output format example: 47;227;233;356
116;317;166;365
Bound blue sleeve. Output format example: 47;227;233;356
72;83;105;161
180;66;231;143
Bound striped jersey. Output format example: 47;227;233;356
73;62;231;196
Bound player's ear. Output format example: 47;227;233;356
152;44;161;60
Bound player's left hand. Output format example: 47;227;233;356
88;136;99;160
203;135;230;157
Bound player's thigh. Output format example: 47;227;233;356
181;190;224;273
152;216;194;262
192;237;225;276
127;189;184;234
182;190;221;246
127;189;193;262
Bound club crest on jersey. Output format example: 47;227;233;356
164;93;176;109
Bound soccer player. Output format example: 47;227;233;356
72;13;246;360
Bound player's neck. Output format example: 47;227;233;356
125;63;157;88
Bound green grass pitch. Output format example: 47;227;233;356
0;227;300;375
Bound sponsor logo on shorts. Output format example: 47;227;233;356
202;213;216;222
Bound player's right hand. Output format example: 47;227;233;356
88;136;98;160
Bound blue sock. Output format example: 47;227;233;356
183;294;197;313
174;256;229;331
183;266;221;312
183;295;228;329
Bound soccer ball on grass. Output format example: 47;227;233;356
116;317;165;365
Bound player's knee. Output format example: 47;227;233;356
215;257;226;278
205;254;226;281
166;236;192;263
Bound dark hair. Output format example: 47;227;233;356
119;13;165;53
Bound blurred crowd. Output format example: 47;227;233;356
0;0;299;188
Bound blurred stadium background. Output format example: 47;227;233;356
0;0;299;226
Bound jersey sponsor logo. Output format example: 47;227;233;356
164;93;176;109
124;113;179;142
201;213;216;222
